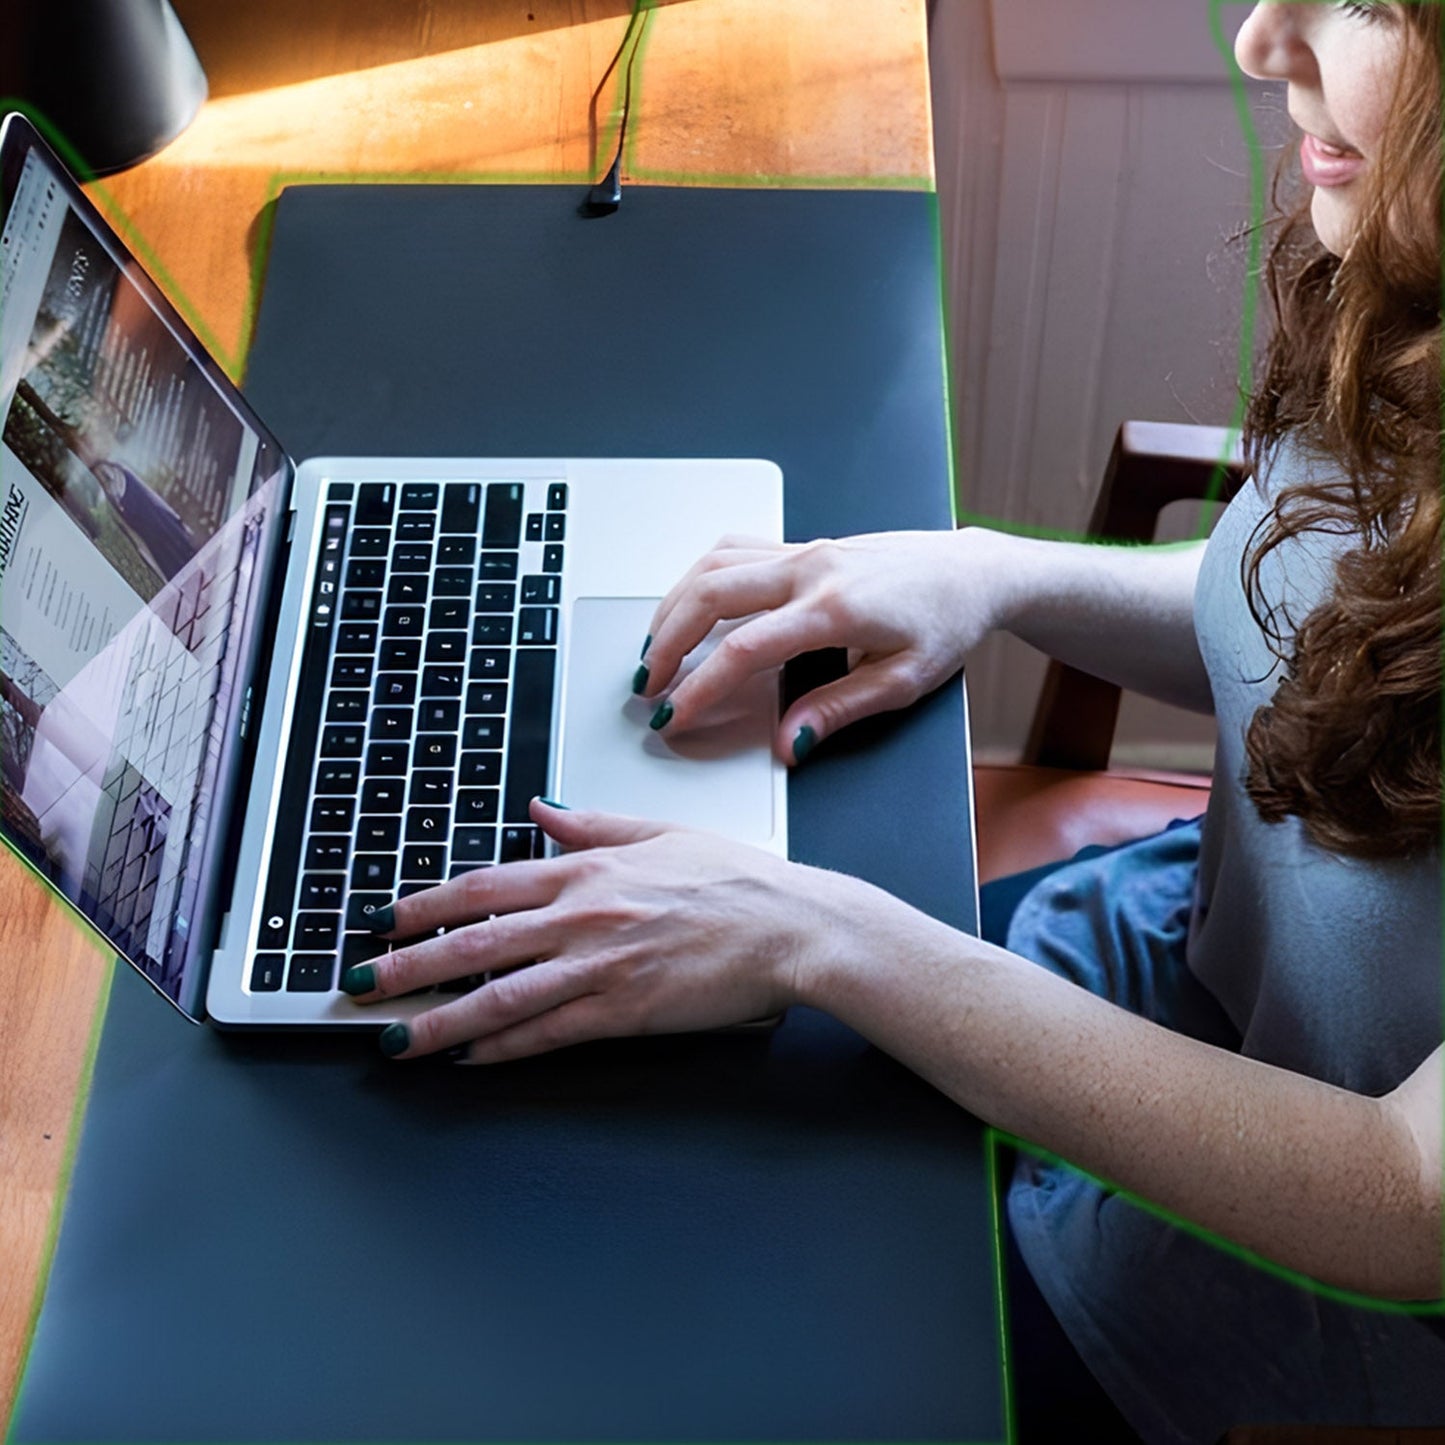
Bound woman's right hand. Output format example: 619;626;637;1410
638;527;1010;763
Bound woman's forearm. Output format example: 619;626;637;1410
973;528;1214;714
799;898;1441;1300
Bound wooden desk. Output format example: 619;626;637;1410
0;0;933;1423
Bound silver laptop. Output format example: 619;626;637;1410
0;112;786;1028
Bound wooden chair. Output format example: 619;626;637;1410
972;420;1239;883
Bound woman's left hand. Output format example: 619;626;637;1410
342;798;873;1062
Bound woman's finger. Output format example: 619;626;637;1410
528;797;682;849
455;993;629;1064
647;535;784;643
375;856;564;939
640;556;797;697
773;651;934;762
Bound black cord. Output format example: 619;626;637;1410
582;3;652;217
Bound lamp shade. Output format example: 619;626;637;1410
0;0;207;175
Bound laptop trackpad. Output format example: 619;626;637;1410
557;597;779;846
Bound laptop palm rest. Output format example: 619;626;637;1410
557;597;779;847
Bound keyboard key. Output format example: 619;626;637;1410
517;607;558;646
544;514;566;542
342;934;390;970
300;874;346;909
466;681;508;715
436;536;476;566
250;953;284;991
349;527;390;557
419;700;461;733
483;483;524;547
369;708;413;742
463;717;504;750
360;778;406;813
525;513;544;542
327;482;355;501
401;846;446;881
310;798;355;832
469;647;510;679
405;807;450;841
392;544;433;573
456;789;500;826
409;771;454;807
442;482;481;533
429;598;469;630
351;854;397;891
305;836;350;870
365;742;409;776
386;573;429;605
340;591;381;621
520;574;560;605
379;638;421;671
542;544;564;573
382;606;424;637
286;954;336;992
295;912;341;949
459;751;502;787
415;733;458;768
503;648;556;821
346;892;393;930
331;656;374;688
401;482;440;510
336;623;378;654
315;760;361;794
356;483;395;525
373;673;416;706
421;666;464;697
321;725;364;758
425;632;467;664
478;552;519;582
397;514;435;542
355;815;402;852
547;482;568;511
475;583;516;613
326;692;369;723
433;568;473;597
472;615;513;646
345;559;385;589
453;827;497;863
500;826;540;862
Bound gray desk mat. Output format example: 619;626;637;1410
11;185;1001;1443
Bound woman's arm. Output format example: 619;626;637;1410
806;900;1442;1302
639;524;1212;763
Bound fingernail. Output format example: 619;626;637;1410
340;963;376;996
792;724;817;764
631;663;649;695
365;902;395;934
649;700;673;731
641;634;652;659
379;1022;410;1057
537;796;570;810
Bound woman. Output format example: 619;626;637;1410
343;4;1442;1438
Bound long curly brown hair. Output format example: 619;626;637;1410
1240;4;1442;860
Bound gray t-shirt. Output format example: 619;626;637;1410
1004;441;1443;1445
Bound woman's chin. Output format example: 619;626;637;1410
1310;186;1357;258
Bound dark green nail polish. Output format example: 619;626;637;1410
641;634;652;659
649;701;674;731
792;724;817;764
537;796;570;810
379;1022;410;1057
365;902;395;934
341;963;376;996
632;663;649;695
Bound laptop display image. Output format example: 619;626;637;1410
0;111;786;1029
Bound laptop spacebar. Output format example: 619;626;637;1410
503;648;556;822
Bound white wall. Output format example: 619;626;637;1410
930;0;1285;770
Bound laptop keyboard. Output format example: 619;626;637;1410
250;478;566;994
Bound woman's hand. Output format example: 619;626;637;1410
638;529;1009;763
341;799;898;1063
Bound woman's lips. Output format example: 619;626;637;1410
1300;132;1367;187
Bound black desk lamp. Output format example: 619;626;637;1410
0;0;206;176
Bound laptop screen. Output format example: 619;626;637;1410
0;117;289;1013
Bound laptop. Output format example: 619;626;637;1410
0;112;786;1029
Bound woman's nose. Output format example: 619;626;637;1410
1234;1;1311;83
